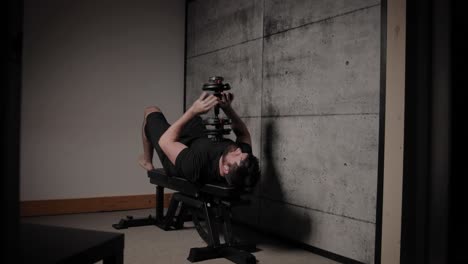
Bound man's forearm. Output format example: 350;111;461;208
223;106;250;138
159;92;218;165
158;109;197;164
160;109;196;143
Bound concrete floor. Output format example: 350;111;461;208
21;208;340;264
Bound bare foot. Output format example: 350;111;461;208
138;154;154;171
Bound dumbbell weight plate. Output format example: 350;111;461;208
204;129;232;135
202;83;231;92
203;118;231;126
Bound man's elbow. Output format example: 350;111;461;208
158;136;169;151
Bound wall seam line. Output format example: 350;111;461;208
187;3;381;60
265;3;382;38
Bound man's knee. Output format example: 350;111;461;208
144;106;161;118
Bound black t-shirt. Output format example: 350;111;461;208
175;137;252;184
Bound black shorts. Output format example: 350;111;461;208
144;112;206;174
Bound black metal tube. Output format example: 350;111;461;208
173;193;204;209
156;186;164;221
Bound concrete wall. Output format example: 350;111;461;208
21;0;185;200
186;0;381;263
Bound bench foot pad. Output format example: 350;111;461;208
188;244;257;264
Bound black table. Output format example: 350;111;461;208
20;223;124;264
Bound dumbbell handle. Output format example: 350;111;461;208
214;105;220;117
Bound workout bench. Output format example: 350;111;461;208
113;168;258;264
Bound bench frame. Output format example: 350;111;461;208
112;168;257;264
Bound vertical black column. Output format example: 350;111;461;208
374;1;387;263
449;0;465;263
401;0;456;263
4;0;23;259
400;0;431;259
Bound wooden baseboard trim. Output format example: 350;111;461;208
21;193;173;217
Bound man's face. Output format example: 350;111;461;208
225;147;248;167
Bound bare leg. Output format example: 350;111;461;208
138;106;161;171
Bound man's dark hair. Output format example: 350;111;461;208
225;153;260;190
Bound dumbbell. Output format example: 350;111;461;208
201;76;232;141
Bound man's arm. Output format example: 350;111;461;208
159;92;218;165
219;93;251;146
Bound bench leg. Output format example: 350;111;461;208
156;185;164;221
112;215;156;229
188;198;258;264
112;186;163;229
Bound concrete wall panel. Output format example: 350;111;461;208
261;115;378;222
187;0;263;57
260;198;375;263
263;6;380;116
264;0;380;35
187;1;381;262
186;39;262;118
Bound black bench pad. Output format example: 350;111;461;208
147;168;241;198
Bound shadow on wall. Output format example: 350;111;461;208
259;119;311;243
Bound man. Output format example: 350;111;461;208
138;92;260;188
